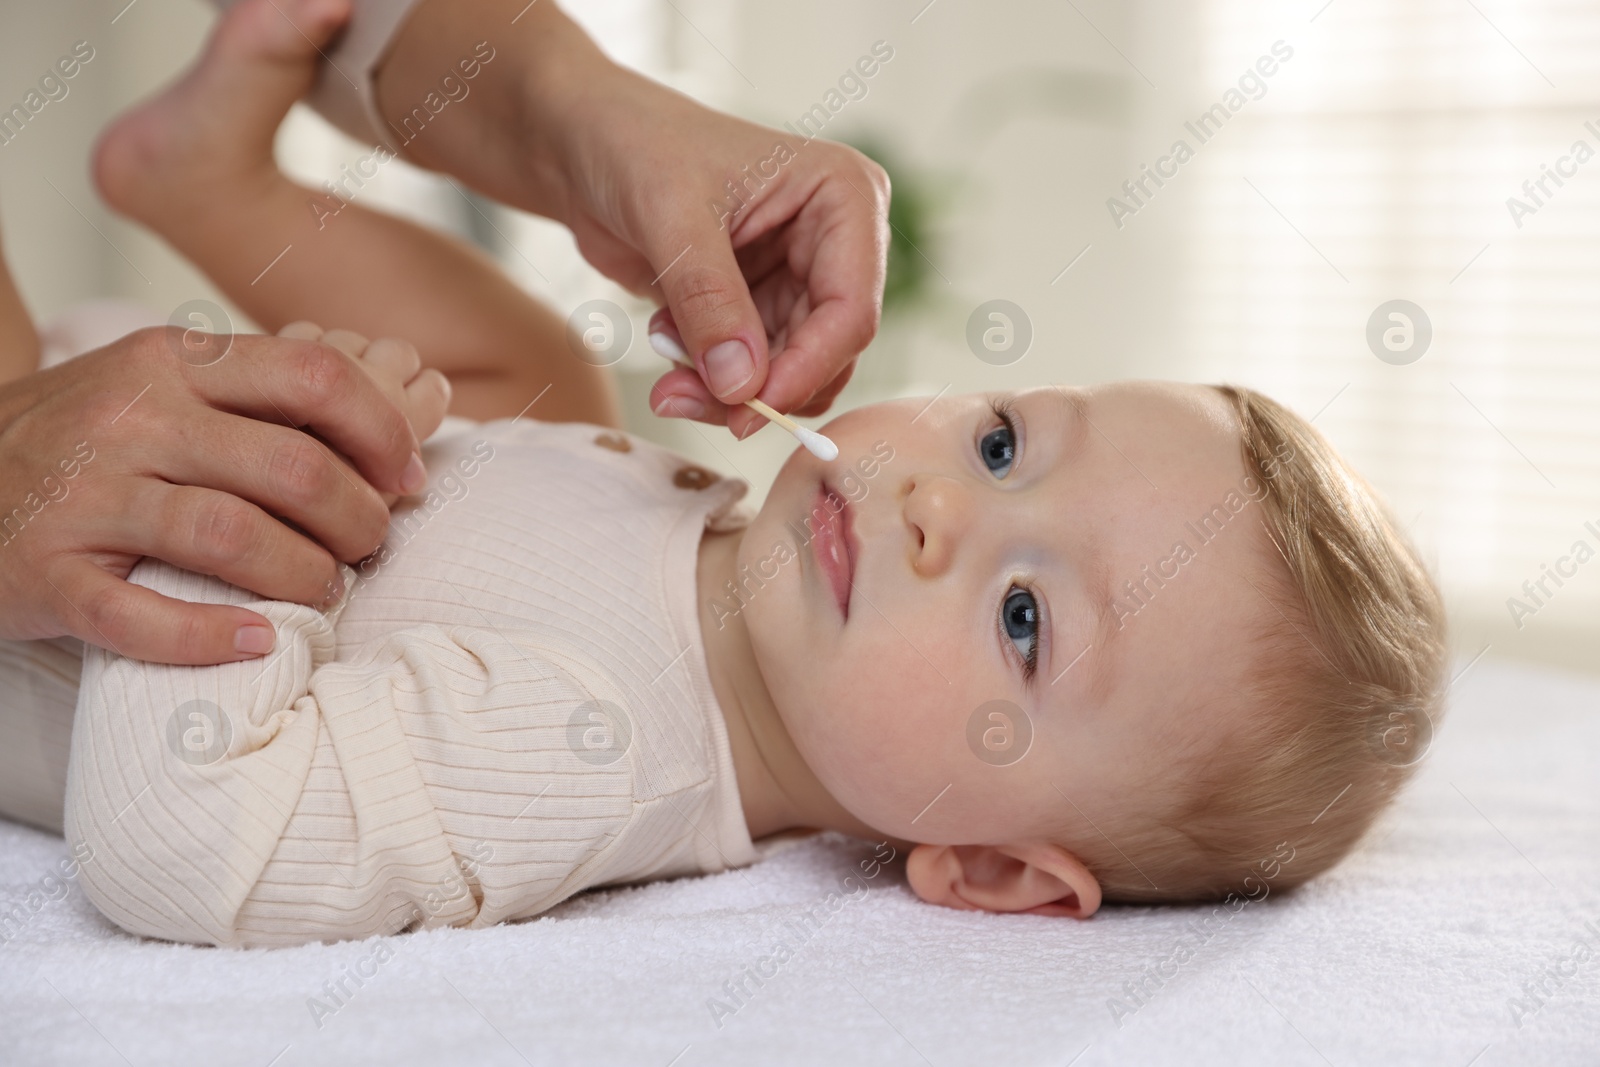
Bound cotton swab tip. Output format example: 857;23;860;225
793;425;839;462
648;330;690;364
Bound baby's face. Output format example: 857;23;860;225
740;381;1274;846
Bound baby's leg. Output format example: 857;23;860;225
93;0;619;427
0;221;41;387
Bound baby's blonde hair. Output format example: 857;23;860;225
1070;384;1449;904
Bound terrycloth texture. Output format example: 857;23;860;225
5;412;759;947
3;657;1597;1065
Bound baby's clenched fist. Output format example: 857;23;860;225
277;322;450;506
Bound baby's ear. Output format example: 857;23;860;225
905;842;1102;919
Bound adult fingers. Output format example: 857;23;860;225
148;408;393;563
726;289;876;439
647;225;769;407
786;359;857;418
644;311;731;426
645;313;852;436
649;357;854;442
744;178;886;422
182;331;427;497
115;481;346;610
647;364;731;428
50;557;280;666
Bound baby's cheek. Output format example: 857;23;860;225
812;673;968;827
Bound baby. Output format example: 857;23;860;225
0;0;1448;947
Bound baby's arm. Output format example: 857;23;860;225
63;559;635;947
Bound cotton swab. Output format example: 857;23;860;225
647;332;839;462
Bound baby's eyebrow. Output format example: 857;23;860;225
1083;552;1121;703
1059;387;1089;423
1043;387;1093;479
1030;386;1114;699
1045;549;1115;695
1040;390;1117;699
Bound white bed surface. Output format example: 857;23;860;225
3;657;1598;1066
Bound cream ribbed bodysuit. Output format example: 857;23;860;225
0;414;758;948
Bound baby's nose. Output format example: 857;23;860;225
903;474;972;577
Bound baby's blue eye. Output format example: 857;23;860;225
979;424;1015;478
1001;587;1038;674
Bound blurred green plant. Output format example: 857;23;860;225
843;70;1126;322
842;135;946;320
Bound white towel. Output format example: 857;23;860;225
3;657;1598;1066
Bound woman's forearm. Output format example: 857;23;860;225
370;0;609;220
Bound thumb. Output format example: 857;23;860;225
652;235;768;404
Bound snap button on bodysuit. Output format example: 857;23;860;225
673;465;718;490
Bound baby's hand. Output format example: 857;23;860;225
278;321;451;504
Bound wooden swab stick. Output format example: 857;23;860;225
647;332;839;461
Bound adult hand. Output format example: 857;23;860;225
374;0;891;439
276;320;452;508
0;327;427;664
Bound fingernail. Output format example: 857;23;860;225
401;453;427;494
235;624;275;655
653;394;707;420
704;339;755;398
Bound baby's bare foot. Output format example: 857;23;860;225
94;0;349;231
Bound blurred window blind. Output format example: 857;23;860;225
1171;0;1600;638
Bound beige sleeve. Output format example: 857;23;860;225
211;0;428;145
63;559;634;948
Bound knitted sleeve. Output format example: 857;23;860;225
63;559;635;948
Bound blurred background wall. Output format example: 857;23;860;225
1;0;1595;675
